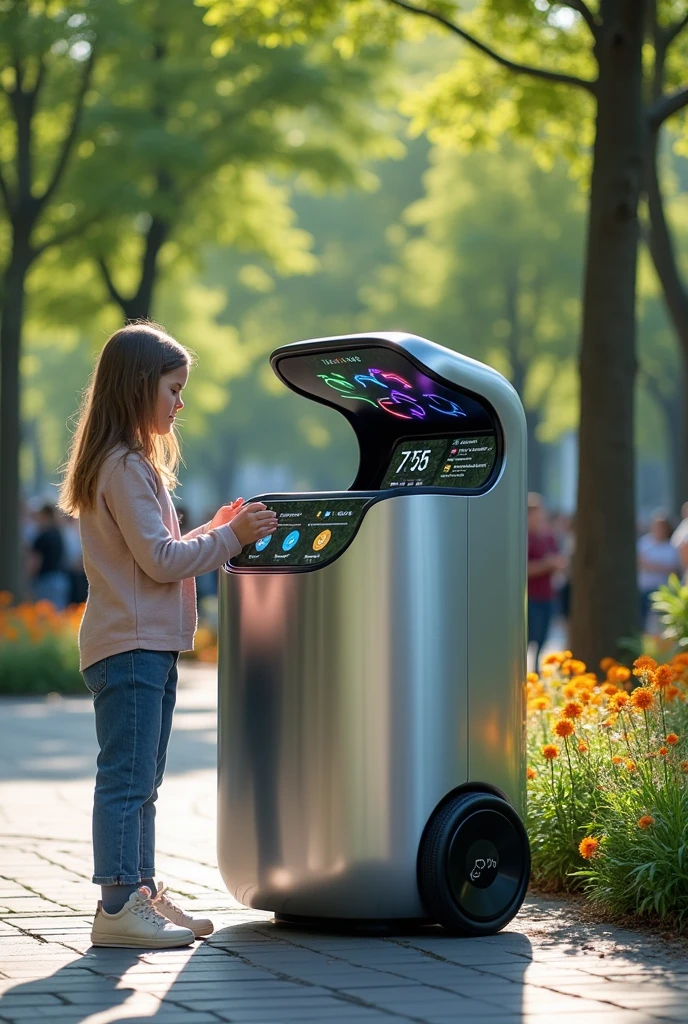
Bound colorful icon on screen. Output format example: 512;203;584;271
324;511;332;518
282;530;300;551
316;511;322;518
313;529;332;552
254;535;272;552
443;464;452;472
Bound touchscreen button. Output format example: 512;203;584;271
313;529;331;551
282;530;300;552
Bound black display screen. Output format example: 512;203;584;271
275;346;494;433
381;434;497;491
229;497;371;570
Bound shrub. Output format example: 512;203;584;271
527;651;688;925
0;590;218;693
653;574;688;650
0;592;86;694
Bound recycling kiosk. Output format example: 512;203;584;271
217;332;530;935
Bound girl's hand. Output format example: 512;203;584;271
230;502;279;548
209;497;245;531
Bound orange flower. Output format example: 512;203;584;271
608;664;631;684
527;672;539;684
626;759;637;772
630;687;655;712
681;761;688;773
578;741;589;753
609;692;630;712
637;816;654;829
542;744;559;760
633;655;658;675
667;733;679;745
562;700;584;719
600;657;616;672
554;718;575;738
579;836;599;859
602;682;619;696
600;718;615;729
658;747;669;757
543;651;571;666
526;767;537;780
562;658;586;676
612;755;624;765
672;653;688;667
654;664;675;689
0;591;13;608
528;696;551;712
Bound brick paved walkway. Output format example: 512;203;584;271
1;665;687;1024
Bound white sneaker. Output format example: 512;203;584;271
152;882;214;938
91;886;195;948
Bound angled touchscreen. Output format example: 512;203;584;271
275;346;494;433
381;434;497;491
229;497;372;570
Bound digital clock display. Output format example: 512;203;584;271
381;434;497;491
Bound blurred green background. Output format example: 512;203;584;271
2;0;688;664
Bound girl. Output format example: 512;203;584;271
58;322;277;948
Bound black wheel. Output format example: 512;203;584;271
418;790;530;935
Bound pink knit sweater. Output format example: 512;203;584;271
77;445;240;671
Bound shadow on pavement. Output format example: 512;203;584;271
0;672;217;782
0;924;536;1024
0;949;141;1024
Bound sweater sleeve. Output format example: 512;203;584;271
103;455;241;583
182;521;211;541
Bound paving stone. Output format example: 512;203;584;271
3;664;688;1024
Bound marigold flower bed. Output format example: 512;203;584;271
0;591;218;694
527;651;688;926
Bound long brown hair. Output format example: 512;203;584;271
58;322;195;516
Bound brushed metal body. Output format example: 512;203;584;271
217;333;526;920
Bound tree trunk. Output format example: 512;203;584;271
101;213;169;323
121;215;169;322
675;359;688;515
570;0;646;667
662;385;683;517
0;254;30;601
645;131;688;513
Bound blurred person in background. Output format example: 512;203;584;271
528;493;567;670
27;502;70;609
671;501;688;584
638;510;681;632
60;510;89;605
551;512;575;641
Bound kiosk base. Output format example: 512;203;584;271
273;913;434;937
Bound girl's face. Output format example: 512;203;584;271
155;365;189;435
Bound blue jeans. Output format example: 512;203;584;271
32;571;70;610
82;649;179;885
528;598;553;670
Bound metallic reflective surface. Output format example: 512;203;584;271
217;333;526;921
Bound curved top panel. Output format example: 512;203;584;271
271;332;524;491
